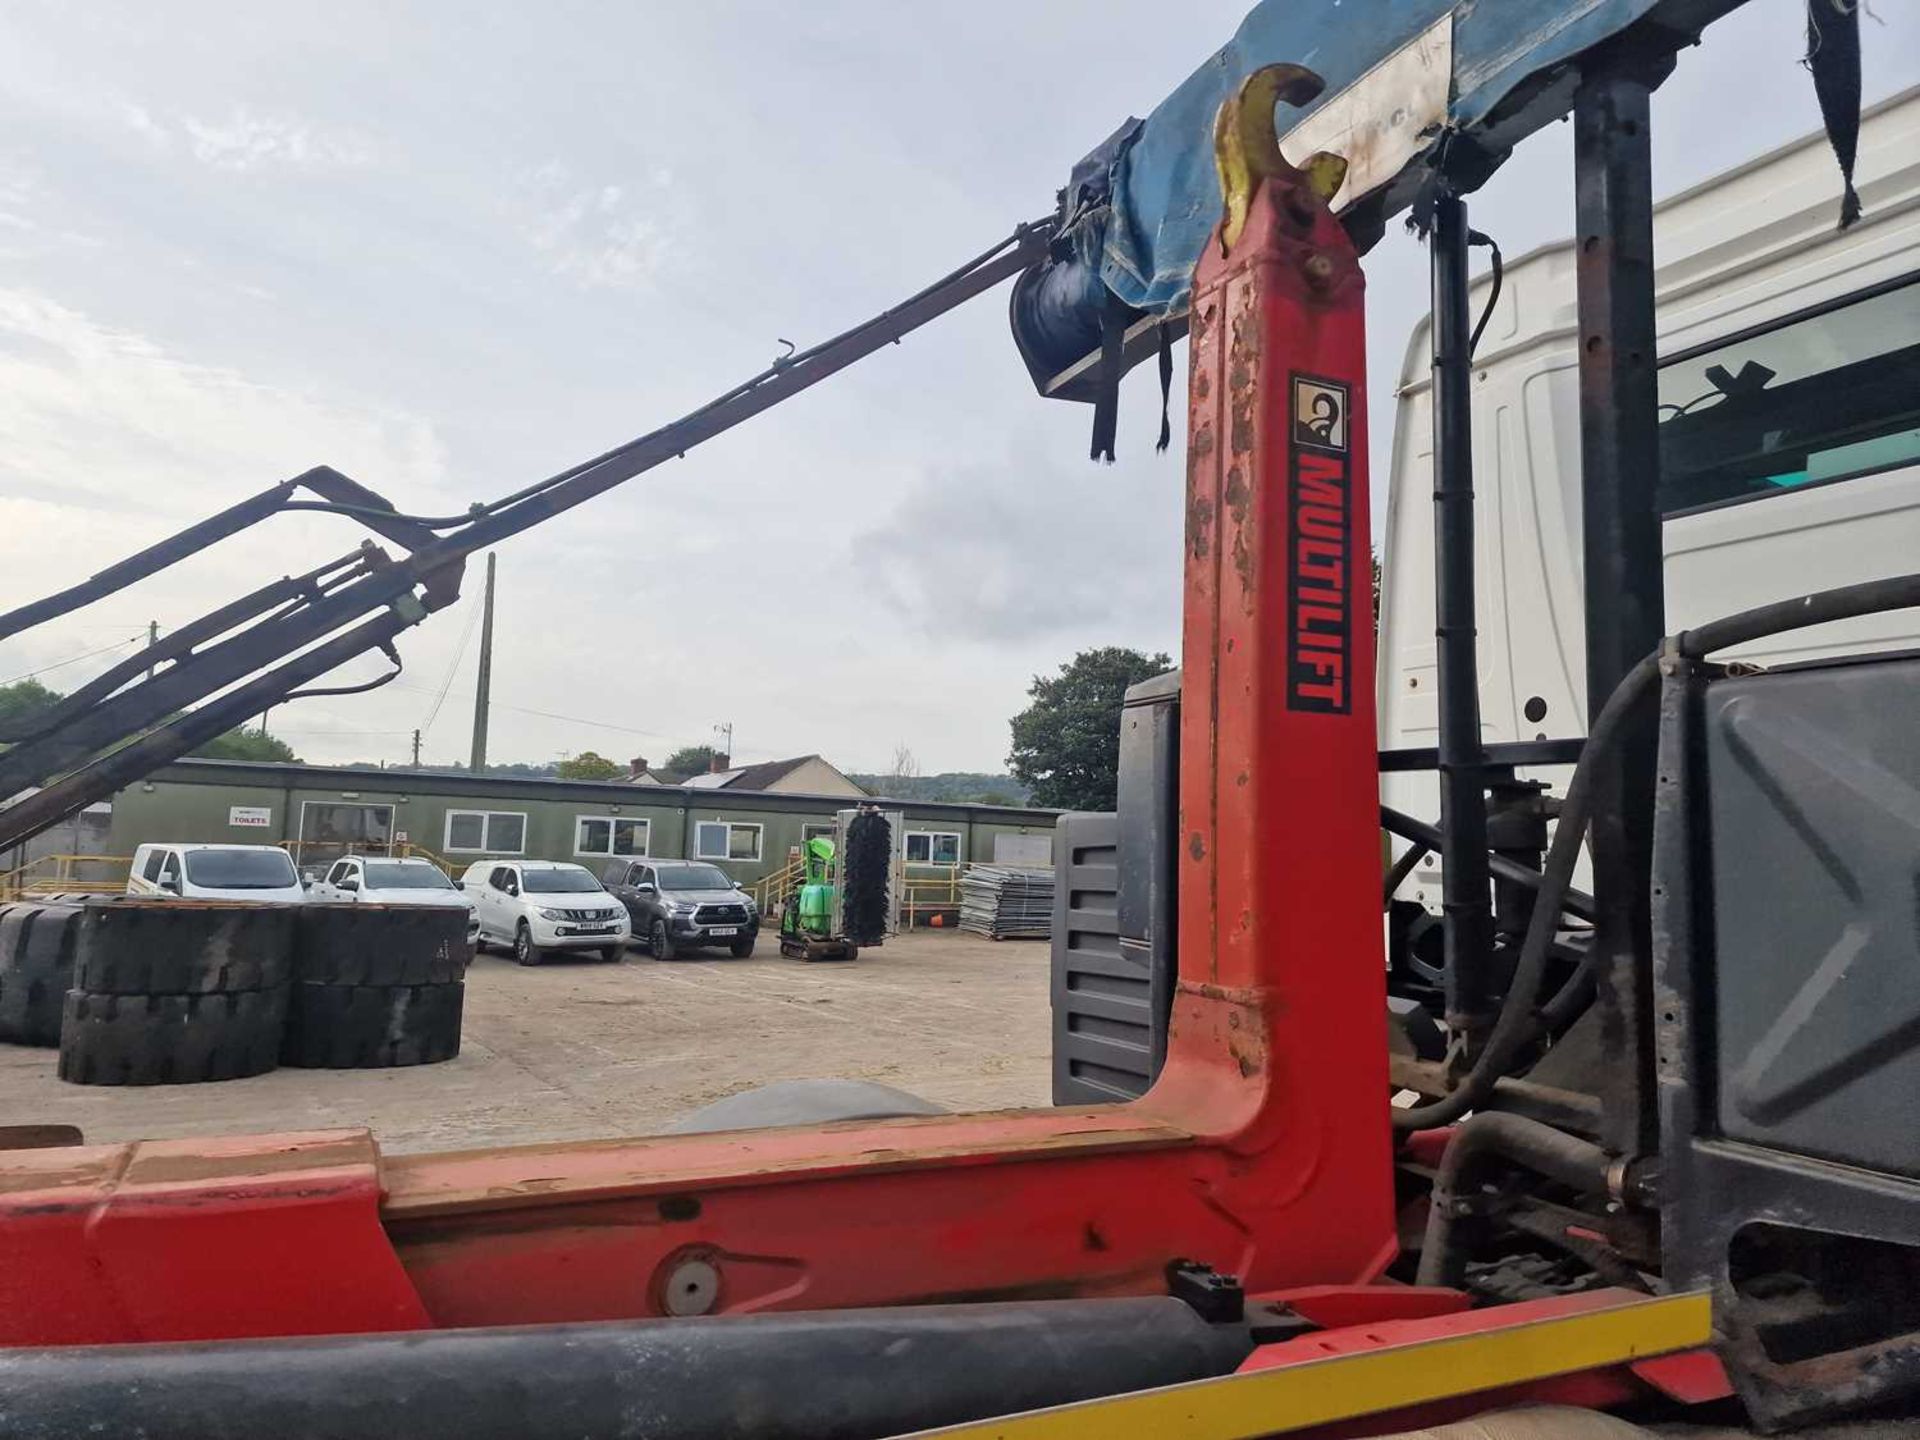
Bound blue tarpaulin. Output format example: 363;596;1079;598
1101;0;1664;317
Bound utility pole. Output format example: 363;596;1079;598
469;552;496;773
411;729;422;767
144;620;159;682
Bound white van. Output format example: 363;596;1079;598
126;843;308;904
1377;88;1920;910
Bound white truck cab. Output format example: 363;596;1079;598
1377;88;1920;910
126;843;307;904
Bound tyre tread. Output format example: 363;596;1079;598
293;905;470;986
281;981;463;1069
73;901;295;994
57;987;287;1085
0;902;82;1046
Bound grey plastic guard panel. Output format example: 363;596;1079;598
1704;655;1920;1178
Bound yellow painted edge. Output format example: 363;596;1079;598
905;1291;1712;1440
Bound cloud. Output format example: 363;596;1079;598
0;286;449;516
858;446;1183;646
119;102;171;150
515;161;682;291
0;154;39;229
178;108;377;171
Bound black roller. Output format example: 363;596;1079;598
0;1297;1253;1440
74;899;295;994
840;809;892;945
293;903;470;986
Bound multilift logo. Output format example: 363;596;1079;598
1288;374;1352;714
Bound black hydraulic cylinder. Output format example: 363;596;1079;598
1428;191;1496;1044
0;1297;1255;1440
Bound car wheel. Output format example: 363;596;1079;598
650;919;677;961
598;945;624;964
513;921;543;967
729;935;756;959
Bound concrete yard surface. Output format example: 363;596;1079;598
0;930;1052;1154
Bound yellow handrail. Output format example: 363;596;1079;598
0;853;133;902
750;854;807;915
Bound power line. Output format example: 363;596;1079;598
417;592;483;739
387;678;782;760
0;635;143;687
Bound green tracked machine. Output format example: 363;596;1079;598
778;805;900;962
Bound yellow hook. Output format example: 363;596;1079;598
1213;63;1349;253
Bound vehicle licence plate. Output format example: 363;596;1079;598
707;927;738;938
573;925;615;936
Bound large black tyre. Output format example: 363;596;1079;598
729;934;757;958
281;981;463;1068
649;918;677;961
57;988;287;1085
73;900;295;995
0;902;82;1046
294;904;470;986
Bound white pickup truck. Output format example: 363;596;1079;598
460;859;630;966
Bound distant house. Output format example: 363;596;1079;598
679;753;868;798
623;757;665;785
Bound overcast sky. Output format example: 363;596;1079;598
0;2;1913;775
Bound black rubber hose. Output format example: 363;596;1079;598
1392;653;1657;1131
0;1298;1253;1440
1676;571;1920;658
1415;1111;1612;1288
1394;567;1920;1133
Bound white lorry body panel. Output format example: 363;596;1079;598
1377;86;1920;909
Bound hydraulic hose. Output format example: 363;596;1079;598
1392;652;1656;1131
1416;1112;1613;1288
1395;568;1920;1132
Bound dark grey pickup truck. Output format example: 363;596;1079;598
599;859;760;959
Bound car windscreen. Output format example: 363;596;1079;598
183;849;299;889
364;863;455;891
657;864;735;891
520;868;601;893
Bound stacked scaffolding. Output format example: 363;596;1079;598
958;865;1054;940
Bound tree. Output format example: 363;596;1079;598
0;679;62;738
555;750;623;781
659;744;719;781
886;743;919;786
191;728;300;763
1007;646;1172;811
